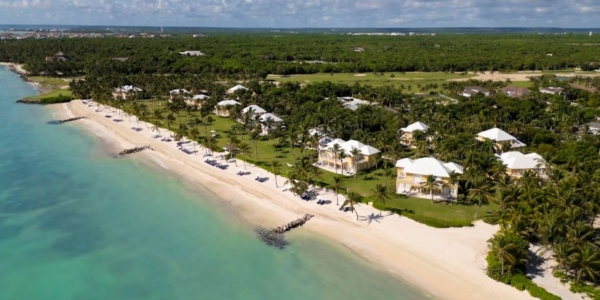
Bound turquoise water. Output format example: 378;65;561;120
0;67;428;300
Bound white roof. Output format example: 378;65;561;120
192;94;210;100
259;113;283;123
179;51;205;56
216;100;241;106
402;121;429;133
477;128;517;142
325;139;380;155
499;151;545;170
170;89;191;95
395;157;463;177
227;85;248;93
114;85;142;92
242;105;267;115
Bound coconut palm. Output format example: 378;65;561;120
238;143;252;169
331;143;341;174
371;184;388;215
571;243;600;283
329;175;345;206
350;147;362;179
271;160;282;188
342;191;363;220
421;174;439;203
467;174;493;219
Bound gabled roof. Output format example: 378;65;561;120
462;86;490;95
477;128;517;142
259;113;283;123
586;122;600;130
114;85;142;92
227;85;248;93
499;151;545;170
192;94;210;100
402;121;429;133
170;89;191;95
242;105;266;115
396;157;464;177
325;139;380;155
216;100;241;106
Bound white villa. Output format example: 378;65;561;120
112;85;143;99
498;151;546;178
585;122;600;135
318;139;380;175
539;87;564;95
395;157;463;200
400;121;429;147
227;85;249;94
185;94;210;108
179;51;205;56
461;86;491;97
476;127;526;149
258;113;283;135
169;89;191;101
214;100;241;117
337;96;371;111
241;105;267;117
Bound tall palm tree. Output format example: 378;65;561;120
338;149;347;175
271;160;281;188
371;184;388;215
165;113;176;137
342;191;363;220
467;174;493;219
572;243;600;283
238;143;252;169
490;232;519;276
329;175;345;206
421;175;439;203
332;143;341;174
350;148;361;179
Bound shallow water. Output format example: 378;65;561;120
0;67;428;300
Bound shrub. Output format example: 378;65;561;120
39;94;74;104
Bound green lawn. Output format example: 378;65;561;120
266;72;475;91
24;89;73;101
509;81;534;88
27;76;70;87
134;99;496;228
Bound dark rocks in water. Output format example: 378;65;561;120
58;117;85;123
16;99;42;104
117;145;152;157
255;227;289;249
271;214;314;234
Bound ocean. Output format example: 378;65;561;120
0;67;428;300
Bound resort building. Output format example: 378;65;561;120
169;89;191;100
214;100;241;117
461;86;490;97
317;139;380;175
539;87;564;95
498;151;546;178
476;127;526;149
241;105;267;117
585;122;600;135
227;85;249;94
179;51;205;56
258;113;283;135
112;85;143;99
400;121;429;147
395;157;463;200
184;94;210;108
500;86;530;98
337;97;371;111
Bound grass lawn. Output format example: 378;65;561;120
134;99;495;228
266;72;475;91
27;76;70;86
509;81;534;88
23;89;73;101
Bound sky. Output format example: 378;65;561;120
0;0;599;28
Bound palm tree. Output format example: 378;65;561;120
490;232;519;276
165;113;176;137
342;191;363;220
338;149;347;175
572;243;600;283
350;147;362;179
175;123;188;141
271;160;281;188
189;127;200;152
238;143;252;169
371;184;388;215
151;121;162;135
420;175;439;203
467;174;493;219
204;137;217;155
332;143;341;174
329;175;345;206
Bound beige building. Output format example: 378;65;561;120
395;157;463;200
214;100;241;117
499;151;546;179
185;94;210;108
112;85;143;100
400;121;429;147
476;127;526;149
317;139;380;175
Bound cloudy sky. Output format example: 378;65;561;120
0;0;598;28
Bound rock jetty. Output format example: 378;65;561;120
256;214;315;249
117;145;152;157
58;116;85;123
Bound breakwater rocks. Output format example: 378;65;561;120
16;99;42;104
117;145;152;157
58;117;85;123
256;214;315;249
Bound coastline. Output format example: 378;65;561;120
0;63;47;95
50;100;538;300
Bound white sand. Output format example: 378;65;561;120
354;73;367;77
449;71;600;82
0;62;28;75
53;100;538;300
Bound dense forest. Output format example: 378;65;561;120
1;34;600;77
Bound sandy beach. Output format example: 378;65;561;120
50;100;540;300
449;70;600;82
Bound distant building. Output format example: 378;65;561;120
318;139;380;175
476;127;526;149
400;121;429;147
110;57;129;62
112;85;142;99
179;51;205;56
185;94;210;108
353;47;365;52
539;87;564;95
498;151;546;179
214;100;241;117
461;86;490;97
227;85;249;94
584;122;600;135
45;52;71;62
337;96;371;111
500;86;530;98
395;157;463;200
258;113;284;135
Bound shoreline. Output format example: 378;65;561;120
0;63;49;95
50;100;538;300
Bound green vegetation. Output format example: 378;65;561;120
23;89;73;101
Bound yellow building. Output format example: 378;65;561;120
214;100;241;117
317;139;380;175
400;121;429;147
499;151;546;179
395;157;463;200
185;94;210;109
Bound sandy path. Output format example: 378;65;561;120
52;100;537;300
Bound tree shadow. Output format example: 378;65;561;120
358;212;395;224
526;247;547;277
